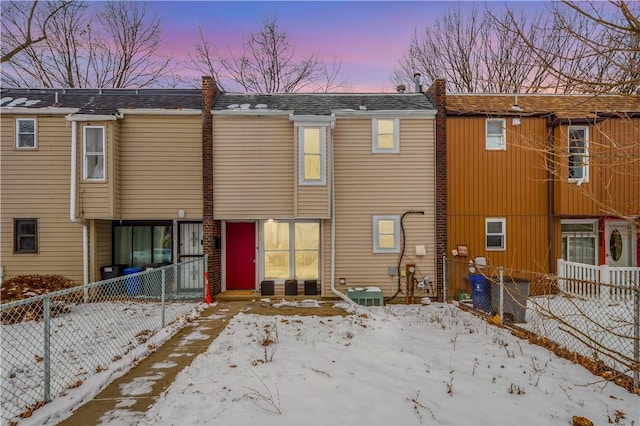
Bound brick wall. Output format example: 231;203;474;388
202;76;222;295
426;79;447;301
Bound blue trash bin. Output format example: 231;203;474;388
469;274;491;313
124;267;144;296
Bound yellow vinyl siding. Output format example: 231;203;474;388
118;115;202;220
1;114;85;283
554;118;640;217
321;118;436;297
91;220;113;282
213;116;295;219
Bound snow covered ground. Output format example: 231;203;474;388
11;300;639;425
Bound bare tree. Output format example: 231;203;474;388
1;1;172;88
1;0;73;63
393;5;557;93
186;16;350;93
501;0;640;94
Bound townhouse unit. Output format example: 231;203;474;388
202;77;441;299
438;91;640;297
2;80;444;301
1;88;204;286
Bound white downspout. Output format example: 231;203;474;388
328;117;356;305
69;120;89;293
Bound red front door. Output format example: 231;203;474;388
225;222;255;290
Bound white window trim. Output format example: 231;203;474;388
373;215;400;253
561;219;598;264
260;219;321;282
16;118;37;149
372;118;399;153
568;126;589;184
485;217;506;251
298;126;326;186
486;118;506;151
83;125;106;181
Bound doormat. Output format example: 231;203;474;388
223;290;255;295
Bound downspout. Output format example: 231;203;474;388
329;116;357;305
547;116;556;273
69;120;89;288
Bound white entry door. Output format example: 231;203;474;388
178;222;204;292
605;221;635;267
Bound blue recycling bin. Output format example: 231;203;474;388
469;274;491;313
124;267;144;296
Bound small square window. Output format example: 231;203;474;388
16;118;36;149
373;215;400;253
486;119;505;150
14;218;38;253
372;118;399;153
485;218;506;251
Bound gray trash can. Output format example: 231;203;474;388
491;277;530;323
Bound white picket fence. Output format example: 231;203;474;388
557;259;640;301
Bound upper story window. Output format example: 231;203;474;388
14;218;38;253
373;215;400;253
568;126;589;183
372;118;399;153
486;218;506;251
83;126;105;181
486;119;506;150
298;127;326;185
16;118;36;149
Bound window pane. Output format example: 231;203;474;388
378;119;394;134
153;226;172;263
377;134;395;149
487;120;503;135
379;234;395;249
114;226;133;265
295;223;319;250
17;221;36;235
264;222;289;250
86;155;104;179
19;134;35;147
19;236;36;251
132;226;152;267
304;155;321;180
303;132;320;153
19;120;34;133
561;223;594;233
85;128;104;152
487;221;503;234
295;252;318;279
265;252;289;279
378;219;395;235
567;237;596;265
486;135;503;149
486;235;503;248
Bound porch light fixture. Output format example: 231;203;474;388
178;209;185;219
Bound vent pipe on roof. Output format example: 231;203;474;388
397;84;406;93
414;73;422;93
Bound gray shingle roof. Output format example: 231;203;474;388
0;88;202;114
214;92;435;115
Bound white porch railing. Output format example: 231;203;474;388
557;259;640;301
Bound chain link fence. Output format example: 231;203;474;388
0;257;207;425
444;257;640;393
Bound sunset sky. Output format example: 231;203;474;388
149;1;546;92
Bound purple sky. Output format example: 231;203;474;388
150;1;545;92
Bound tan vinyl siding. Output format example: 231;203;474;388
554;118;640;217
92;220;113;282
78;122;113;219
1;114;85;283
118;115;202;220
213;116;294;219
321;118;436;297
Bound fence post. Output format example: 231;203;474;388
442;255;447;303
600;264;611;303
498;267;504;326
556;259;564;292
634;285;639;393
43;296;51;402
161;268;166;328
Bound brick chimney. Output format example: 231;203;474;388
426;79;447;302
202;76;221;295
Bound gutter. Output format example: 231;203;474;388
68;120;89;294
